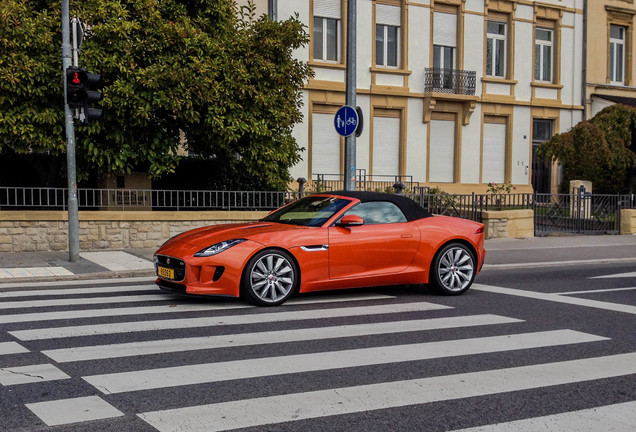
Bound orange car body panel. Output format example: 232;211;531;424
154;195;486;298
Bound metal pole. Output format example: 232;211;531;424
62;0;80;262
344;0;356;191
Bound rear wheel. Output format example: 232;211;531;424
242;249;298;306
430;243;475;295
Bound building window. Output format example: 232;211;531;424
433;11;457;88
375;4;401;68
486;20;506;78
610;24;625;84
313;0;341;62
534;28;553;82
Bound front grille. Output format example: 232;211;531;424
156;279;187;294
154;254;186;282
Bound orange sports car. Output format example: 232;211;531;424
154;191;486;306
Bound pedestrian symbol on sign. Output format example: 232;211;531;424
334;105;359;137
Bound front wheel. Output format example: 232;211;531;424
242;249;298;306
429;243;475;295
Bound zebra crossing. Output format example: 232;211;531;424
1;278;635;431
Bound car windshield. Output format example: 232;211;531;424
262;196;351;227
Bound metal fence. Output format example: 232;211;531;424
410;191;534;222
313;170;422;192
0;187;299;211
2;186;634;236
534;192;635;236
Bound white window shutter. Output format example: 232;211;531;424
434;12;457;47
482;122;506;183
314;0;341;19
429;119;455;183
312;113;341;175
372;116;400;177
376;4;401;26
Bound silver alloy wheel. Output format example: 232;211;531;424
249;252;295;303
437;246;474;292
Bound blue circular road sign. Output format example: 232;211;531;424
334;105;359;137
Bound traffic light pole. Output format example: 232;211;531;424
344;0;357;191
62;0;80;262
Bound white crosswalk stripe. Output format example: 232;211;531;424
44;314;520;362
138;353;636;432
83;330;607;395
448;401;636;432
0;363;70;386
0;281;633;431
0;341;29;355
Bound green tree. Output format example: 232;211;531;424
537;104;636;194
0;0;311;190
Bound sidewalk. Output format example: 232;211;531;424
0;235;634;283
0;248;156;283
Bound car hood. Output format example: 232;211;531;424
168;221;306;248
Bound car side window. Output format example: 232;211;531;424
343;201;407;224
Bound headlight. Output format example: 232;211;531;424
194;239;247;257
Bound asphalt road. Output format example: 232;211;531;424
0;254;634;431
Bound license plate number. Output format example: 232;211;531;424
158;266;175;280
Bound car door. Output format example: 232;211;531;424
328;201;421;279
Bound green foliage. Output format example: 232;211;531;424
537;105;636;193
487;182;516;194
0;0;311;190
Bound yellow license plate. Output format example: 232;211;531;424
158;266;175;280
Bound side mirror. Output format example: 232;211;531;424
338;214;364;227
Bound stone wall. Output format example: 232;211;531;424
481;209;534;239
0;211;267;253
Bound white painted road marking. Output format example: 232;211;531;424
0;364;70;386
0;294;398;324
138;353;636;432
0;294;172;310
472;283;636;315
0;341;29;356
85;330;607;394
591;271;636;279
449;401;636;432
44;314;521;362
0;284;156;298
26;396;124;426
10;298;432;341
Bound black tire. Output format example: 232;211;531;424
429;243;476;295
242;249;298;306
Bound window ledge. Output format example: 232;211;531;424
370;66;412;76
531;81;564;89
309;61;346;70
481;77;518;85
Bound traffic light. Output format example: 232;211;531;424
65;66;85;108
82;71;103;124
65;66;103;124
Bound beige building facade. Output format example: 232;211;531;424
250;0;585;194
584;0;636;118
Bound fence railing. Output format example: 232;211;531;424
424;67;476;95
313;172;421;193
410;191;534;222
0;187;299;211
2;187;634;221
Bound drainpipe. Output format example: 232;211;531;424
582;0;588;120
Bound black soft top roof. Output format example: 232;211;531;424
324;191;432;221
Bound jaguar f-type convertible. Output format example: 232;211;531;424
154;191;486;306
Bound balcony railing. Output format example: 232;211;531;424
424;68;476;95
